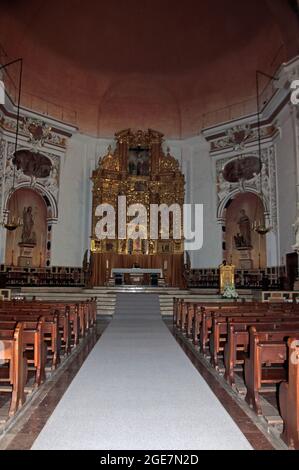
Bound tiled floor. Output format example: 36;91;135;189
0;316;279;450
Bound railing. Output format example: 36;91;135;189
202;44;287;130
0;43;288;132
186;267;288;290
0;265;86;287
0;44;78;126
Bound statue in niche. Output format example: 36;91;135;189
141;158;149;176
234;233;246;249
120;239;127;253
21;206;37;245
128;160;136;175
137;160;143;176
148;240;155;254
128;239;133;254
237;209;252;248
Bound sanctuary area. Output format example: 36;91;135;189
0;0;299;453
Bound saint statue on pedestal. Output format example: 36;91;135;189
237;209;251;248
21;206;36;245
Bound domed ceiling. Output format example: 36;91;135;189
0;0;298;138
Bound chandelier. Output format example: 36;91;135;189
251;70;278;237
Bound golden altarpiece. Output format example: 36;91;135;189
90;129;185;287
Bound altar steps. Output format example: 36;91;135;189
18;286;254;317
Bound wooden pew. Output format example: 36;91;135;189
200;303;299;357
191;302;299;349
0;311;61;369
0;322;27;416
192;302;261;349
0;303;71;355
0;317;46;387
210;311;299;369
244;326;299;415
279;337;299;450
224;321;299;387
7;298;97;342
199;306;270;356
0;298;97;421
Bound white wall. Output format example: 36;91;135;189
187;136;222;268
50;134;114;266
167;136;222;268
51;134;94;266
275;104;297;262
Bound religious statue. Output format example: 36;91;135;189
128;160;136;175
148;240;155;254
237;209;251;247
21;206;36;245
120;239;127;253
234;233;247;249
133;237;142;253
219;260;235;295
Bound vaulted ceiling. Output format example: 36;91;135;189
0;0;298;138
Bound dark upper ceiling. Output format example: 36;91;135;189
0;0;298;138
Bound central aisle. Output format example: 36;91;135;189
32;294;252;450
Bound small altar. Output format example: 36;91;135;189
111;268;162;286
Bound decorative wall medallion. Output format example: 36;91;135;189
13;149;53;179
211;124;277;152
223;156;261;183
0;115;67;149
23;118;52;148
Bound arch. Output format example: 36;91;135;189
4;187;49;268
217;187;269;222
3;181;58;222
223;192;267;269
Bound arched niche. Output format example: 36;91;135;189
5;188;48;267
223;192;267;269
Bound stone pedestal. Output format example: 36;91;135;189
238;247;253;270
18;243;36;268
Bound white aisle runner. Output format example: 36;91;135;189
32;294;252;450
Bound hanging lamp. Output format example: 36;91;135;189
0;58;23;231
252;70;278;236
